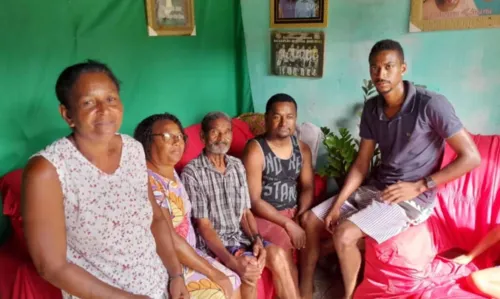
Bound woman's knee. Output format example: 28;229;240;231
232;286;242;299
240;281;257;297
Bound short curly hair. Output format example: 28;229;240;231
134;113;185;160
55;59;120;108
265;93;297;114
369;39;405;63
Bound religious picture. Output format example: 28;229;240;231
271;31;325;78
270;0;328;28
145;0;196;36
410;0;500;32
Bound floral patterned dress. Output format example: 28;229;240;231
36;135;168;299
148;170;241;298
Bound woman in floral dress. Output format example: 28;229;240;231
22;61;188;299
135;113;241;299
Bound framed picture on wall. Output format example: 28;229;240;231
410;0;500;32
270;0;328;28
145;0;196;36
270;31;325;78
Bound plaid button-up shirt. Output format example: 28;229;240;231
181;152;252;253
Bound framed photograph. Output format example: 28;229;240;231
270;0;328;28
410;0;500;32
271;31;325;78
145;0;196;36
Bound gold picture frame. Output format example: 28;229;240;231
410;0;500;32
145;0;196;36
270;0;328;28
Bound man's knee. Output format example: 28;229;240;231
266;245;288;269
334;221;363;248
299;210;322;231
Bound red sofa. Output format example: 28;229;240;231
0;118;327;299
356;134;500;299
0;168;62;299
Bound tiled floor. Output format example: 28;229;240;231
313;268;344;298
312;253;367;299
313;257;345;299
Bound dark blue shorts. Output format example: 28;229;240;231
226;240;271;257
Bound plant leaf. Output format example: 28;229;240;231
330;169;341;178
331;158;342;170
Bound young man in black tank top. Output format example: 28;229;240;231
242;94;315;298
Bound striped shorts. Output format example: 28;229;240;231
311;185;419;244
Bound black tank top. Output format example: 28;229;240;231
254;135;302;211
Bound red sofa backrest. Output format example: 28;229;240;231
1;169;23;219
175;118;255;172
0;168;28;254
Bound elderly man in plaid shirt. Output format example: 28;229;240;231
181;111;300;299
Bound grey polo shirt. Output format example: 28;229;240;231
360;81;463;211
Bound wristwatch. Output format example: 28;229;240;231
424;176;437;190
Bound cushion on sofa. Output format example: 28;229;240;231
1;169;23;218
175;123;204;173
237;112;266;137
0;169;30;255
227;118;254;158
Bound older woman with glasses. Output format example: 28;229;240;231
134;113;241;299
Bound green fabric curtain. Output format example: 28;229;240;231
0;0;253;241
235;0;254;115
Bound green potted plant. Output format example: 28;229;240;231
318;127;380;188
318;127;358;187
362;79;377;102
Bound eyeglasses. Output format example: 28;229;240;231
152;132;187;144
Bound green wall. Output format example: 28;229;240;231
0;0;252;177
0;0;252;241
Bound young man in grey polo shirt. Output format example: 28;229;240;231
298;39;481;299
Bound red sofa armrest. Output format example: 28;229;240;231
312;174;327;206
